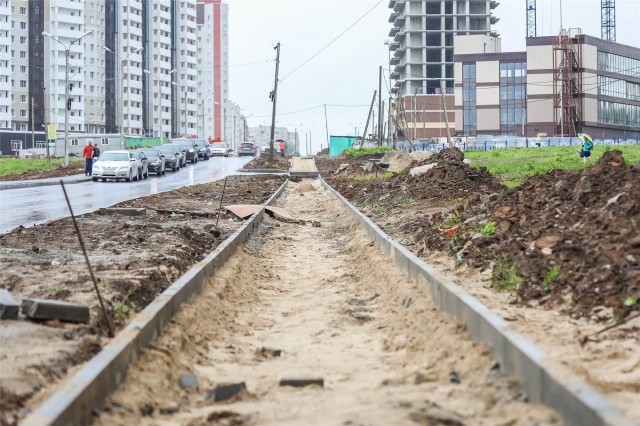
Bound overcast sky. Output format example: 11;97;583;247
227;0;640;153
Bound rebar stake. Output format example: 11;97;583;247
60;180;114;337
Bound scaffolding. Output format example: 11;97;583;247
601;0;616;42
553;29;583;137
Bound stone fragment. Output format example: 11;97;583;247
206;382;247;402
409;163;437;177
279;378;324;388
259;347;282;358
98;207;146;216
179;373;199;389
606;192;627;205
0;289;20;320
21;298;90;323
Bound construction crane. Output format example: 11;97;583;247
601;0;615;41
526;0;536;38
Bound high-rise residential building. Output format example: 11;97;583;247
2;0;229;154
388;0;499;140
0;1;12;130
196;0;228;142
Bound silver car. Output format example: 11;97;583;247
130;150;149;180
92;151;139;182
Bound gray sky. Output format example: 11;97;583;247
227;0;640;152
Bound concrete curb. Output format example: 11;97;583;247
0;175;91;190
237;168;289;174
319;178;635;426
21;180;289;426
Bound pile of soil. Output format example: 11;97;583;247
329;148;639;320
325;148;502;208
0;175;286;425
242;155;290;170
0;161;85;181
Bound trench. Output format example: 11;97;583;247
94;180;558;425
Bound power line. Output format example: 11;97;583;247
280;0;384;82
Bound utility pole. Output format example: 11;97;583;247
378;66;383;146
324;104;329;151
440;80;452;148
268;42;280;162
30;97;34;148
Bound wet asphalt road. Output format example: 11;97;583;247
0;156;253;234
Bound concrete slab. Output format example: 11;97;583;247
22;298;90;323
98;208;146;216
206;382;247;402
0;289;20;320
179;373;199;389
279;378;324;388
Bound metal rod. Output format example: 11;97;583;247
215;177;228;231
60;181;114;337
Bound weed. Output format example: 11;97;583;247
450;232;466;253
490;257;522;291
443;211;462;228
264;161;280;169
98;282;109;293
542;265;560;291
113;302;134;325
396;196;414;207
382;172;394;179
373;203;389;215
361;199;370;207
624;296;637;307
475;221;496;236
343;146;394;157
43;284;67;297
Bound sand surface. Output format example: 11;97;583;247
290;157;318;172
94;180;558;425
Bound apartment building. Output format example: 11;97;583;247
84;0;106;134
196;0;229;142
0;0;11;130
454;32;640;139
388;0;499;140
248;125;292;148
9;0;30;132
175;0;198;138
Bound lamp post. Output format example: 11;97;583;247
384;40;393;146
103;46;143;150
42;30;93;166
144;68;176;140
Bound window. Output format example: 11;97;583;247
598;51;640;78
20;22;26;29
20;65;26;73
19;80;26;88
19;36;26;44
598;101;640;127
19;7;26;14
101;137;108;145
20;95;26;102
11;140;21;151
462;63;477;135
499;62;527;135
70;139;79;146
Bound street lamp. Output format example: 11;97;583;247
42;30;93;166
103;45;143;150
143;68;176;139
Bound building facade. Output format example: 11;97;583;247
3;0;206;144
388;0;499;140
454;32;640;139
196;0;228;142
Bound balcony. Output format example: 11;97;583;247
388;12;398;23
394;30;406;42
393;0;406;12
389;41;400;51
390;56;400;65
491;15;500;24
394;14;406;26
490;1;500;9
389;27;399;37
388;0;396;8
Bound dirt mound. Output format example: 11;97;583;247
379;151;413;173
407;150;639;319
242;156;290;170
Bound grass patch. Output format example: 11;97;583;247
343;146;394;157
490;257;522;291
373;203;389;215
542;264;560;291
396;196;414;207
113;302;134;326
475;221;496;236
465;144;640;185
0;157;83;177
264;161;281;169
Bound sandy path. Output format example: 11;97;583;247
95;180;558;425
290;157;317;172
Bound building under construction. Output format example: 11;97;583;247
453;32;640;139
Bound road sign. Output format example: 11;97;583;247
48;142;55;147
46;124;57;141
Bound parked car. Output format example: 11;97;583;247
92;151;139;182
130;150;149;180
238;142;258;157
156;145;182;171
210;142;230;157
192;139;211;160
260;145;278;156
138;148;165;176
168;139;198;163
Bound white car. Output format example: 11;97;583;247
92;150;139;182
209;142;230;157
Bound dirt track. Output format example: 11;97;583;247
95;180;557;425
